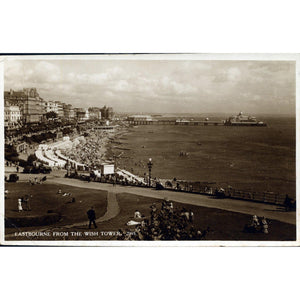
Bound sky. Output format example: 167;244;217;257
4;58;296;114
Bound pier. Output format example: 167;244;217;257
126;120;224;126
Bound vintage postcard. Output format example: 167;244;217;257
0;53;298;246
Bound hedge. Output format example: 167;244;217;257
5;212;61;228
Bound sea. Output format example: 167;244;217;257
110;114;296;198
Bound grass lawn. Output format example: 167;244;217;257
5;181;107;235
99;193;296;241
6;190;295;241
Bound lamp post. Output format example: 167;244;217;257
113;155;117;169
66;159;71;177
147;158;153;187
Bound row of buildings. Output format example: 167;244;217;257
4;88;113;128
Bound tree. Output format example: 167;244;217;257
46;111;58;119
27;154;36;166
5;144;19;162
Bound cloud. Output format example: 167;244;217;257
114;79;130;92
4;59;296;114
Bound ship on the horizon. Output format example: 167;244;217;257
224;112;267;126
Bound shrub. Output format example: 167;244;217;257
18;159;28;168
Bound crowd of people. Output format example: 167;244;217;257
244;215;269;234
116;199;273;240
117;198;209;241
63;130;109;169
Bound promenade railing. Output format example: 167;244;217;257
165;182;288;206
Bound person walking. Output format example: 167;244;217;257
18;198;23;212
23;194;32;211
87;207;97;229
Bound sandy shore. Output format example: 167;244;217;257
105;126;131;161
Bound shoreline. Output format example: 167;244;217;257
104;125;131;162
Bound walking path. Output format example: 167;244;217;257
48;177;296;225
65;191;119;228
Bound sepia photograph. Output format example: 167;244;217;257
1;54;298;245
